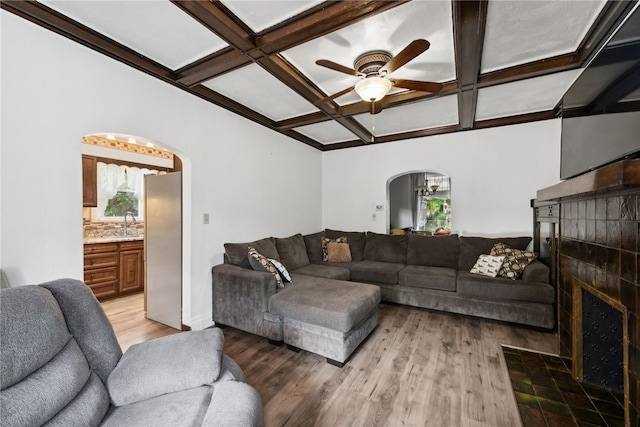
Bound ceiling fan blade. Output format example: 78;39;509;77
379;39;430;75
314;85;356;106
371;101;383;115
391;79;443;93
315;59;362;77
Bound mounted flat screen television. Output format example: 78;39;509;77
559;5;640;179
560;111;640;179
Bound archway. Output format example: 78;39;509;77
388;171;451;235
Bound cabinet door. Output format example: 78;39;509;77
119;249;143;293
82;155;97;207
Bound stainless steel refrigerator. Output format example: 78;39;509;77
144;172;182;330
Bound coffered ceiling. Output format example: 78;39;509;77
3;1;638;150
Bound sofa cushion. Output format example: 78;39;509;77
407;234;459;269
107;329;224;407
364;232;408;264
275;234;310;270
326;229;366;261
350;260;405;285
490;243;537;280
268;276;380;333
303;231;326;264
225;237;279;269
457;271;555;304
248;247;283;288
291;264;351;281
398;265;457;291
458;236;532;271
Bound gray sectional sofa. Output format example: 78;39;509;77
212;230;555;366
1;279;263;427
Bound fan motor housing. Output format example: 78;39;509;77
354;51;392;76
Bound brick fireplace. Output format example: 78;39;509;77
537;159;640;426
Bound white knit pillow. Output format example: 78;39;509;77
470;255;505;277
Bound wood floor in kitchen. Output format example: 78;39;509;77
102;292;558;427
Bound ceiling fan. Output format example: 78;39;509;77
314;39;443;114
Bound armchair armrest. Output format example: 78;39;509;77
107;328;224;407
211;264;277;337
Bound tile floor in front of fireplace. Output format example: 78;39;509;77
503;345;625;427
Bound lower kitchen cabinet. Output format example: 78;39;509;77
84;240;144;299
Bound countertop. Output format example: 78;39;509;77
84;235;144;244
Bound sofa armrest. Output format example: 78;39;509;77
203;381;263;427
521;260;550;284
212;264;277;337
107;328;224;407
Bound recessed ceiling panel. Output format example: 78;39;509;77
295;121;357;145
476;69;584;121
220;0;324;33
202;63;316;121
39;0;227;70
481;0;606;73
282;1;455;106
354;96;459;136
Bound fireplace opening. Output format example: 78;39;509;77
582;288;624;393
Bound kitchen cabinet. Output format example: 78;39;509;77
82;155;97;207
84;240;144;299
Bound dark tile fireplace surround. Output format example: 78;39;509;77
536;159;640;427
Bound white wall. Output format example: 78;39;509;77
1;12;322;328
322;119;561;237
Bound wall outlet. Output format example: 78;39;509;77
203;213;210;224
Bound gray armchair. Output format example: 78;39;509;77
0;278;263;427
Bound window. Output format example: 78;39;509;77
91;162;160;221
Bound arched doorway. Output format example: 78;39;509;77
388;171;451;234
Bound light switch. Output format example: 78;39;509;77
372;213;377;221
203;213;210;224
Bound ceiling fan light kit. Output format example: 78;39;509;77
355;77;392;102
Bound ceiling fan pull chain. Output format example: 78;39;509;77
371;106;375;143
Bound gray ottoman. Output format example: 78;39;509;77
268;275;380;366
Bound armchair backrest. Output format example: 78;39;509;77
1;278;122;426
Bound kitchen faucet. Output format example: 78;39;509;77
123;212;136;236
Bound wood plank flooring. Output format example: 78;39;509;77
102;293;558;427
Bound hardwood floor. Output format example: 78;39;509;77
102;293;558;426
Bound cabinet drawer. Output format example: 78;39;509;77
84;252;118;270
88;280;118;300
84;266;118;284
119;241;143;251
84;243;119;255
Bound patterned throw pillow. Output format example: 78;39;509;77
470;255;505;277
248;246;284;288
490;242;537;280
268;258;292;283
326;242;352;262
321;236;348;261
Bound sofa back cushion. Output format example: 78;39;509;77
224;237;280;269
325;229;366;261
407;234;459;268
364;232;409;264
458;236;532;271
0;284;110;426
275;234;310;270
303;231;326;264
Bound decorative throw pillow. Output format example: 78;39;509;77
470;254;505;277
321;236;348;261
268;258;292;283
326;242;352;262
248;246;283;288
490;242;537;280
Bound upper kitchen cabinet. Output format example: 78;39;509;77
82;155;97;207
